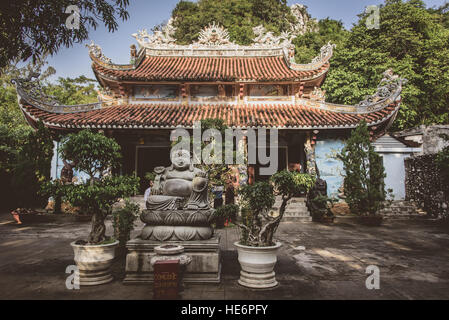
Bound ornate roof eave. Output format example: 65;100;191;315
289;42;336;72
89;22;336;74
18;102;401;131
12;75;101;114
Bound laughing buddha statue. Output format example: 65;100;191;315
140;149;215;241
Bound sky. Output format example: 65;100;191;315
43;0;447;82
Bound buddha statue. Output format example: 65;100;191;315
140;149;214;241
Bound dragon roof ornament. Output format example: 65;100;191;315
12;74;101;114
86;41;112;64
290;41;336;71
132;18;177;47
252;25;295;47
356;69;407;108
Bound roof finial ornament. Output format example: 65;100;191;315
311;41;336;64
356;69;407;108
195;22;234;46
86;41;112;64
132;18;177;47
252;25;295;47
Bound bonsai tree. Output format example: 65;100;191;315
238;170;315;247
338;120;390;216
58;130;139;244
112;199;141;247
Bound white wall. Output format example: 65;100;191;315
380;153;410;200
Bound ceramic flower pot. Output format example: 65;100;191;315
234;241;282;289
71;240;119;286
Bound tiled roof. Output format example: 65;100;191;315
93;56;329;82
22;102;399;130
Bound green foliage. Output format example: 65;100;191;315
293;18;349;63
0;0;130;68
57;130;138;244
323;0;449;130
310;195;337;220
172;0;294;45
238;171;315;246
214;203;239;228
112;199;141;247
63;175;138;215
214;204;239;219
64;175;139;244
171;118;232;188
12;121;54;208
338;121;388;216
0;58;101;209
44;76;98;105
239;182;275;216
60;130;122;180
144;172;156;182
271;170;315;199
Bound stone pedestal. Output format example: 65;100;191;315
124;235;221;284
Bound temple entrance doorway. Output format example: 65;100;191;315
135;146;171;193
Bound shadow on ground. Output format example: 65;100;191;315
0;211;448;300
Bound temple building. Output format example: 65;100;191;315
14;21;406;197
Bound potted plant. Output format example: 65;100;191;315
338;121;392;226
310;195;336;223
235;170;315;289
57;130;139;286
214;204;239;229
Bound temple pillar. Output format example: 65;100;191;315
181;83;188;104
238;83;245;102
304;131;317;176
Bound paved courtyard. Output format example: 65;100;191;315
0;211;448;300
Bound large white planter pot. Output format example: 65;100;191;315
234;241;282;289
71;240;119;286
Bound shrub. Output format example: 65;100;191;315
237;171;315;247
338;121;390;216
112;199;140;247
12;121;53;208
214;203;239;228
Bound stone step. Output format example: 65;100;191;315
379;200;428;218
273;197;310;221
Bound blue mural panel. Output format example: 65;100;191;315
315;138;345;198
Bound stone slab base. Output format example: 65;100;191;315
79;268;113;286
123;236;221;284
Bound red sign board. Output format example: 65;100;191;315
153;259;180;300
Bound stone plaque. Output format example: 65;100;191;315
153;259;180;299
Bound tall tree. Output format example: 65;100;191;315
171;0;295;45
322;0;449;130
44;76;98;105
0;0;129;68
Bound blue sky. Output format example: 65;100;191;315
44;0;447;81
